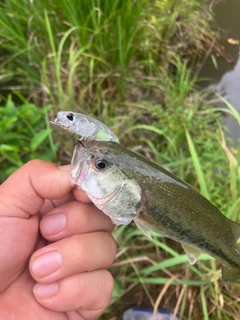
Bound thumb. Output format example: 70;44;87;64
0;160;72;219
0;160;72;292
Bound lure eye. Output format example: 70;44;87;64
67;113;74;121
95;159;107;170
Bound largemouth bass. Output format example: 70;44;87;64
71;140;240;283
50;111;119;142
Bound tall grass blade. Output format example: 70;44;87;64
128;124;164;136
217;97;240;125
200;286;209;320
185;129;210;199
44;10;63;101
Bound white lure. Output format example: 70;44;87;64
50;111;119;143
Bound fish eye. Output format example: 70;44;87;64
95;159;107;170
67;113;74;121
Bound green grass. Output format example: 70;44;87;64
0;0;240;319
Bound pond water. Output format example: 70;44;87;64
200;0;240;146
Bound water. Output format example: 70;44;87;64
200;0;240;146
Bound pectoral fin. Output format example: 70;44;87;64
181;243;201;265
134;218;152;239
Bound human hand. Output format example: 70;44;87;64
0;160;116;320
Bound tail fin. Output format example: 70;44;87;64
222;266;240;283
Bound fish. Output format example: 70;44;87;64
70;139;240;283
50;111;119;143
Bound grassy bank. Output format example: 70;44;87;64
0;0;215;107
0;0;240;319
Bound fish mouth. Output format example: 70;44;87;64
50;118;60;125
50;118;71;129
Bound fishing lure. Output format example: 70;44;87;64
50;111;119;143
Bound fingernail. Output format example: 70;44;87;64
31;251;62;278
33;282;59;299
42;213;66;235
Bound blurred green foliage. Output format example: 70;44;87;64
0;96;57;181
